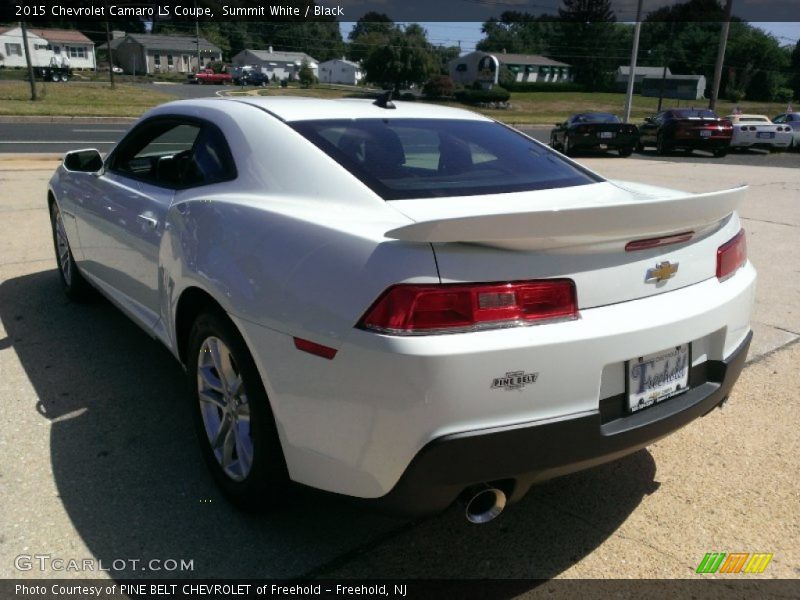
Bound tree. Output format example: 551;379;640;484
549;0;620;91
362;24;437;92
477;12;558;55
347;12;398;63
639;2;791;102
298;58;316;88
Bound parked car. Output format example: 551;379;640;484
188;68;232;85
31;65;71;83
638;108;732;157
234;70;270;87
726;114;793;151
48;98;755;523
550;113;639;157
771;112;800;150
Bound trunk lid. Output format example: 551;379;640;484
386;181;746;309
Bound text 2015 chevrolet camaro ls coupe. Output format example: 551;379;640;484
49;97;755;523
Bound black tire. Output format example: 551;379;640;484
713;148;728;158
618;147;633;157
636;141;645;153
563;135;573;156
51;72;60;83
60;74;69;83
49;202;93;301
656;133;672;156
187;309;290;511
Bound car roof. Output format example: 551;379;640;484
226;96;491;123
728;114;769;120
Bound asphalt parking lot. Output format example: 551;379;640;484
0;156;797;584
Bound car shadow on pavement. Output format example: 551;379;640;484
1;269;659;582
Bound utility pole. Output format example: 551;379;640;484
709;0;733;111
623;0;643;123
195;0;201;72
20;20;37;101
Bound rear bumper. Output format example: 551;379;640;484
370;330;751;516
572;134;638;149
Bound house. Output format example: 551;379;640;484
448;51;572;87
615;65;671;92
0;26;95;70
97;32;222;75
318;57;362;85
641;74;707;101
232;47;318;81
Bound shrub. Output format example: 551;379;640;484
727;87;746;102
454;86;511;104
772;87;794;103
422;74;455;98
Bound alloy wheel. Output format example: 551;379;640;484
53;205;72;286
196;336;253;481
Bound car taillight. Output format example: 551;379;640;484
721;120;733;129
716;229;747;281
358;280;578;335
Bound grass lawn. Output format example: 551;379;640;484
0;81;175;117
0;80;791;123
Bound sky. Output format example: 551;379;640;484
340;22;800;55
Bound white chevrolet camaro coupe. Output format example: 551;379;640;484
49;96;755;523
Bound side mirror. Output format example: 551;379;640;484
63;149;103;174
643;116;654;124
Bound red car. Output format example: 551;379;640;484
638;109;732;157
188;68;232;85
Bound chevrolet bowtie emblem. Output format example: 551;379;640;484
645;261;679;283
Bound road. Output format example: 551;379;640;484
2;121;799;170
0;156;798;584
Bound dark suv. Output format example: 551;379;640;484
234;71;270;87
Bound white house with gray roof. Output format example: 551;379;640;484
97;32;222;75
449;51;572;87
615;65;671;92
232;47;318;81
318;57;363;85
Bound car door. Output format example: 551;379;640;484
72;118;203;329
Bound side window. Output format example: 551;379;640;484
183;126;237;186
109;119;236;189
772;115;785;123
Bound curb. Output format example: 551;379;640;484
0;116;135;124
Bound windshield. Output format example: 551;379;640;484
291;119;601;200
574;113;619;123
669;109;717;119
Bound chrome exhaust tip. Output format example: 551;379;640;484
461;485;507;524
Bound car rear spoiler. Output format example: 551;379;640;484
384;185;747;251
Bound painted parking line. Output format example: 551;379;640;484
71;129;127;133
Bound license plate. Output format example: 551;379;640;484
627;345;690;413
699;130;712;137
599;131;614;139
757;132;774;139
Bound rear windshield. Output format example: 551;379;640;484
291;119;601;200
669;109;717;119
574;113;619;123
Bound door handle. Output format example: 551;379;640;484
137;214;158;229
